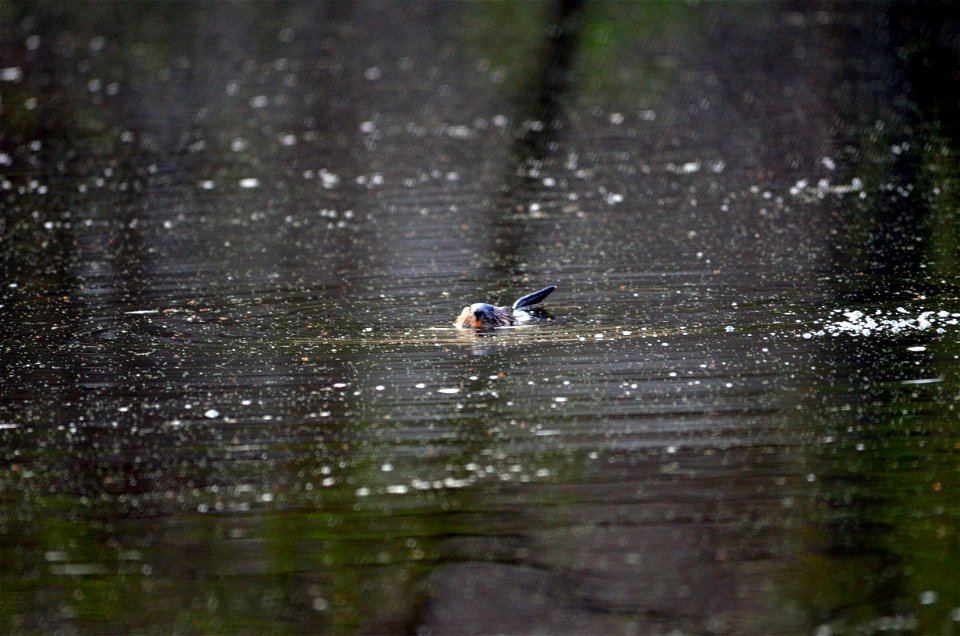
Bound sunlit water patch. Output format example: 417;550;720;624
803;308;960;338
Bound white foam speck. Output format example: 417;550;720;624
901;378;943;385
1;67;23;82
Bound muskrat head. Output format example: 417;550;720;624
454;303;512;329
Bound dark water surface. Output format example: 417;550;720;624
2;2;958;634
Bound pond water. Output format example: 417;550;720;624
1;2;958;634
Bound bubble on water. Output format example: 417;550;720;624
437;387;460;394
554;397;568;403
0;67;23;82
360;121;376;133
319;169;340;188
609;112;624;125
386;485;408;495
204;409;220;419
249;95;269;108
364;67;382;81
239;178;259;189
446;126;471;139
919;590;937;605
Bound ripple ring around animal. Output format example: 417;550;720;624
453;285;556;330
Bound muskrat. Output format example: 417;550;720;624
454;285;556;330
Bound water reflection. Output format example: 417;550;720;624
1;1;958;634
